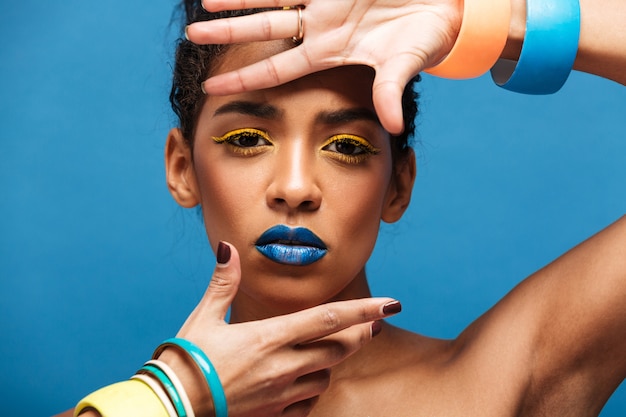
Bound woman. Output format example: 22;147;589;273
65;0;625;416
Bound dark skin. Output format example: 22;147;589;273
60;0;626;416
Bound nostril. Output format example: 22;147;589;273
270;196;319;212
272;197;287;206
266;175;322;211
299;200;316;210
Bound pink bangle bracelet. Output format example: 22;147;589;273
425;0;511;79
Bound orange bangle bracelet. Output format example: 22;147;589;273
425;0;511;79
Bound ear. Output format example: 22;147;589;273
381;149;416;223
165;128;200;208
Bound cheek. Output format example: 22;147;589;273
324;163;392;253
193;158;258;247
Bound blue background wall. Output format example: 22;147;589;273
0;1;624;415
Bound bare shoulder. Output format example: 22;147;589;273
451;215;626;415
318;217;626;416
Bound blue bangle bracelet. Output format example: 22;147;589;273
491;0;580;94
154;338;228;417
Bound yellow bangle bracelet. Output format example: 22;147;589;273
425;0;511;78
74;380;170;417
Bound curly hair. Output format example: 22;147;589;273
169;0;421;161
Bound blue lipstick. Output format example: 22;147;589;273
255;225;328;266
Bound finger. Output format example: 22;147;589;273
202;0;305;12
197;241;242;321
202;47;318;95
273;298;401;345
275;369;328;413
187;9;300;44
372;54;425;135
289;321;380;376
294;369;331;394
282;397;318;417
372;81;405;135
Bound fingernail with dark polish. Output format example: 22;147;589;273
382;300;402;315
371;321;383;338
217;241;231;264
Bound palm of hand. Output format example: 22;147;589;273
194;0;461;133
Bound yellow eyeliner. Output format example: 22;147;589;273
212;128;272;144
320;134;381;165
321;134;380;154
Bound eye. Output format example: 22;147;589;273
212;128;273;156
321;134;380;164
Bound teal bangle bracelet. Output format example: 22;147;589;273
139;364;188;417
491;0;580;94
145;359;196;417
154;338;228;417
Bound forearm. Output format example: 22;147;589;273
575;0;626;84
502;0;626;84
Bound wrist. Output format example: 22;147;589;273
500;0;526;60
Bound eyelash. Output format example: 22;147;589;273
212;129;380;164
212;128;273;157
321;134;380;165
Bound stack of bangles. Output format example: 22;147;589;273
74;338;227;417
424;0;580;94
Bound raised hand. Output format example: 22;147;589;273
160;242;401;417
187;0;462;134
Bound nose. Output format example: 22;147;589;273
266;141;322;213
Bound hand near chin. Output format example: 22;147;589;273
188;0;462;134
159;241;400;417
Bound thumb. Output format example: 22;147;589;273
198;241;242;322
372;55;423;135
372;80;405;135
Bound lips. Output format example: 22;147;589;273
255;225;328;266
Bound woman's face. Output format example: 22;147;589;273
167;42;415;318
